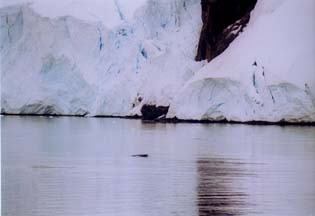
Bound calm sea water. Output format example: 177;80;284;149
1;116;315;216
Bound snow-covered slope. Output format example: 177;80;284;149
168;0;315;123
1;0;314;122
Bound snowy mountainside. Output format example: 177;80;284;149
1;0;314;123
167;0;315;122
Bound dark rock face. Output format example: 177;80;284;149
195;0;257;62
141;104;169;120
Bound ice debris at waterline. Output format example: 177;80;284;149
1;0;314;123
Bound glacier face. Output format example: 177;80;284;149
0;0;148;28
167;77;315;123
1;0;204;116
1;0;315;122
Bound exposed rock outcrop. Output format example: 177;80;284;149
195;0;257;61
141;104;169;120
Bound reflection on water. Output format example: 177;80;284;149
197;158;253;216
1;116;315;216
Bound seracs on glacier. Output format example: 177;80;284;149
1;0;314;123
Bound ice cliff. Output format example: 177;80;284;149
1;0;314;123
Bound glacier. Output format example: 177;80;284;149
1;0;315;123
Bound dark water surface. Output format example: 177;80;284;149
1;116;315;216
